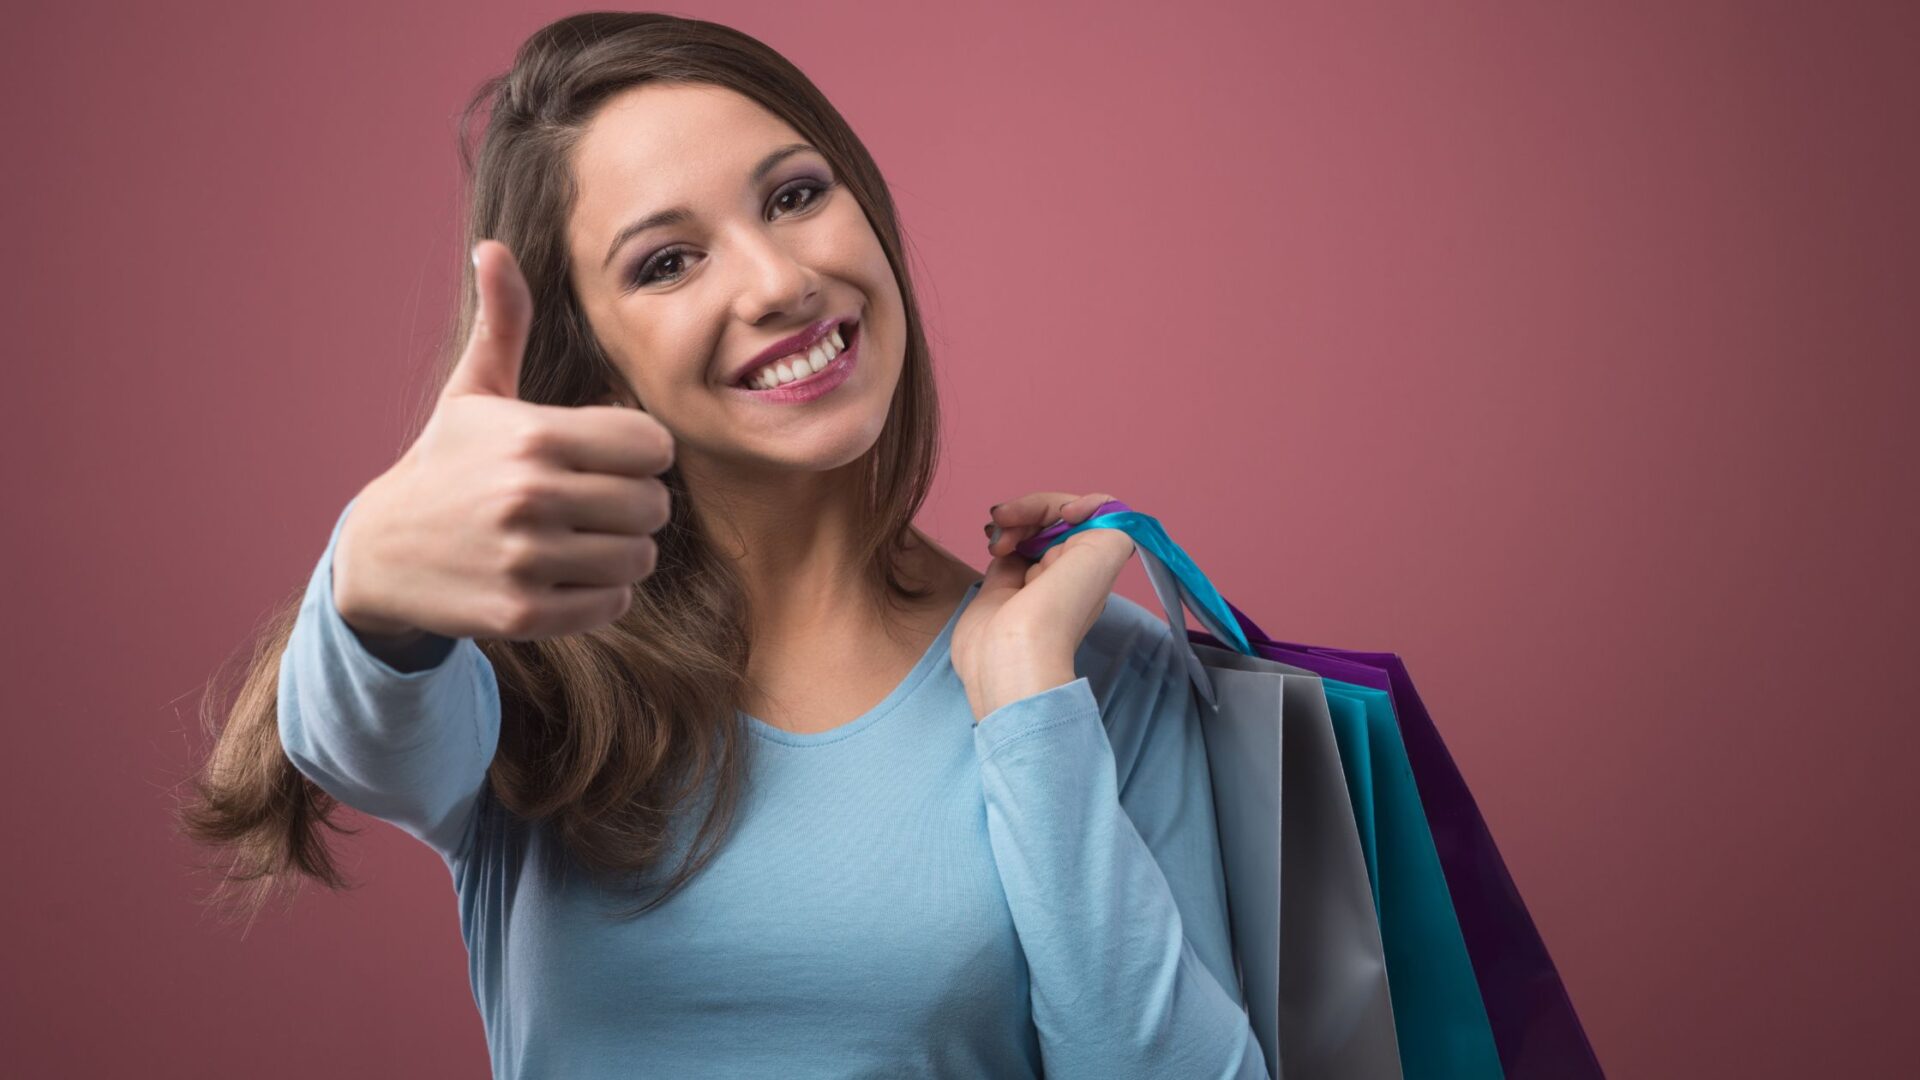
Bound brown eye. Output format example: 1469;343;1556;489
629;247;695;289
772;177;834;217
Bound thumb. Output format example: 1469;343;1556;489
444;239;534;399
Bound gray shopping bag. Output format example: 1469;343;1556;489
1139;549;1404;1080
1017;503;1404;1078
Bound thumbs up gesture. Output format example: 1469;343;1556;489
333;240;678;644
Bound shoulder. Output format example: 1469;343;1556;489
1078;588;1176;662
1074;590;1205;793
1073;590;1191;712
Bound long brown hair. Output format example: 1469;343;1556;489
175;11;944;925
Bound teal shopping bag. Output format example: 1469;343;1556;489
1020;501;1506;1080
1321;683;1505;1080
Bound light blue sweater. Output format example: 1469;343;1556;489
278;496;1269;1079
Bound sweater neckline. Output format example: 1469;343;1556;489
740;579;983;747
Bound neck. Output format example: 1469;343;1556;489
679;453;908;643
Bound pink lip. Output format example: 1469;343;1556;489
730;316;852;386
726;322;859;404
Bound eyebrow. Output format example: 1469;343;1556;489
600;142;820;271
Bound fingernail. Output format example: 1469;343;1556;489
985;524;1002;547
990;503;1004;513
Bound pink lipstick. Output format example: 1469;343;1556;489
726;320;860;405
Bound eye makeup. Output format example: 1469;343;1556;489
620;174;839;292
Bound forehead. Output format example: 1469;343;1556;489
569;83;804;252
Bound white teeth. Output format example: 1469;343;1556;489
748;329;845;389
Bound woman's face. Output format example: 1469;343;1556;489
566;82;905;483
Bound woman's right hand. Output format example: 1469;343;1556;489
333;240;676;644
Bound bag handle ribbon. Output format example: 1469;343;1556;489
1015;498;1272;710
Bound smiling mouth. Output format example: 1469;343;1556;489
735;318;859;389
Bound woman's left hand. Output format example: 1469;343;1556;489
952;492;1136;724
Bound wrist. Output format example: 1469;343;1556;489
332;497;418;642
335;584;425;644
969;642;1077;724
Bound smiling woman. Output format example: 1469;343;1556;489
174;10;1266;1080
559;81;906;462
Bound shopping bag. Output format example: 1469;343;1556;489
1025;502;1501;1078
1019;507;1402;1080
1039;499;1603;1077
1243;636;1603;1079
1314;678;1505;1080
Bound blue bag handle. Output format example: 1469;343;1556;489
1013;498;1256;709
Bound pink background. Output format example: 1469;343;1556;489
5;2;1915;1076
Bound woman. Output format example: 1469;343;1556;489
179;12;1265;1079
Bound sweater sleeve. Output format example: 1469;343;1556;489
972;611;1269;1080
276;494;502;867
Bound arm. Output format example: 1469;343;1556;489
972;615;1269;1080
276;494;502;867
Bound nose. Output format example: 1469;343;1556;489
728;222;820;325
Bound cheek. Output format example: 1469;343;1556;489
819;200;889;272
619;318;718;386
